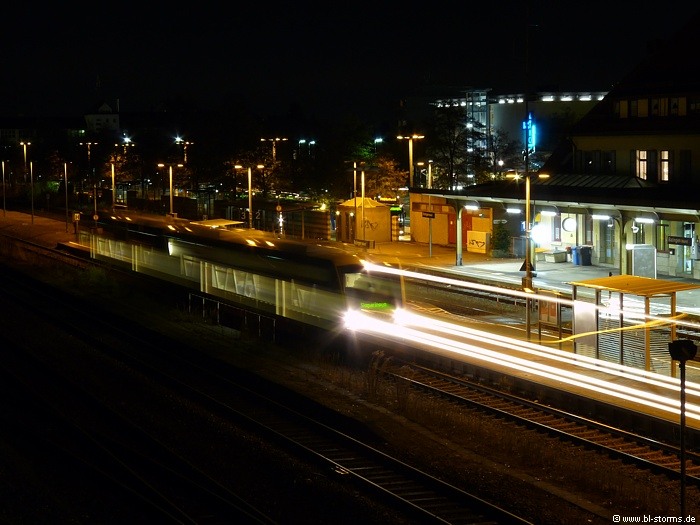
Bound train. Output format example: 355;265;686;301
75;212;403;337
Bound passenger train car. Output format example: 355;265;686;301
80;213;402;334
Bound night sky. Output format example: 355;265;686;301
0;2;694;120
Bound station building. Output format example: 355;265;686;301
409;12;700;280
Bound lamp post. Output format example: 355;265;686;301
79;142;98;210
175;136;193;164
1;160;5;218
111;163;116;209
397;134;424;187
260;137;288;162
29;161;34;224
668;339;697;518
79;141;97;180
428;160;433;256
373;137;383;157
506;171;538;339
158;163;183;216
234;164;264;229
361;166;366;242
353;161;358;241
298;139;316;158
64;162;69;232
20;141;31;183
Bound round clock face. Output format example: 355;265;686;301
562;217;576;232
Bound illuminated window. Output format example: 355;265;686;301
636;150;648;180
660;150;670;182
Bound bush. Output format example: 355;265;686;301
492;222;512;258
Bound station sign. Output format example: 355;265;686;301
422;211;435;219
668;235;692;246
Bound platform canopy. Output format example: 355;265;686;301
567;274;700;297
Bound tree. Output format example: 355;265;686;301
361;156;407;199
490;129;521;180
492;221;513;258
425;104;493;189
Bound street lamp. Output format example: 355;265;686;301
298;139;316;157
29;161;34;224
373;137;383;157
1;160;5;218
260;137;288;162
175;136;193;164
397;134;424;187
20;141;31;182
234;164;264;229
361;166;366;242
353;161;358;241
507;171;549;339
80;142;98;209
79;141;97;175
668;339;697;518
158;163;183;216
64;162;70;232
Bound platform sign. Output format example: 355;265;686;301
422;211;435;219
668;236;692;246
538;292;560;326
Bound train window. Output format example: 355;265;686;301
344;271;403;313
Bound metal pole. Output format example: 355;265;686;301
64;162;69;232
1;160;5;218
353;161;357;241
30;161;34;224
248;166;253;229
169;165;173;215
408;138;414;187
361;169;366;242
680;359;687;517
525;174;531;339
428;161;432;257
111;163;116;209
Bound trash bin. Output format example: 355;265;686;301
580;245;592;266
571;246;580;265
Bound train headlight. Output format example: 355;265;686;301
392;308;412;326
343;309;365;331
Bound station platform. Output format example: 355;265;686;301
357;240;700;315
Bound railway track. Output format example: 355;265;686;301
0;242;534;524
390;363;700;483
5;230;698;522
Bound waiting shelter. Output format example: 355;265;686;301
336;197;392;246
568;275;700;378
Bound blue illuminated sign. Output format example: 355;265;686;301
522;113;537;153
